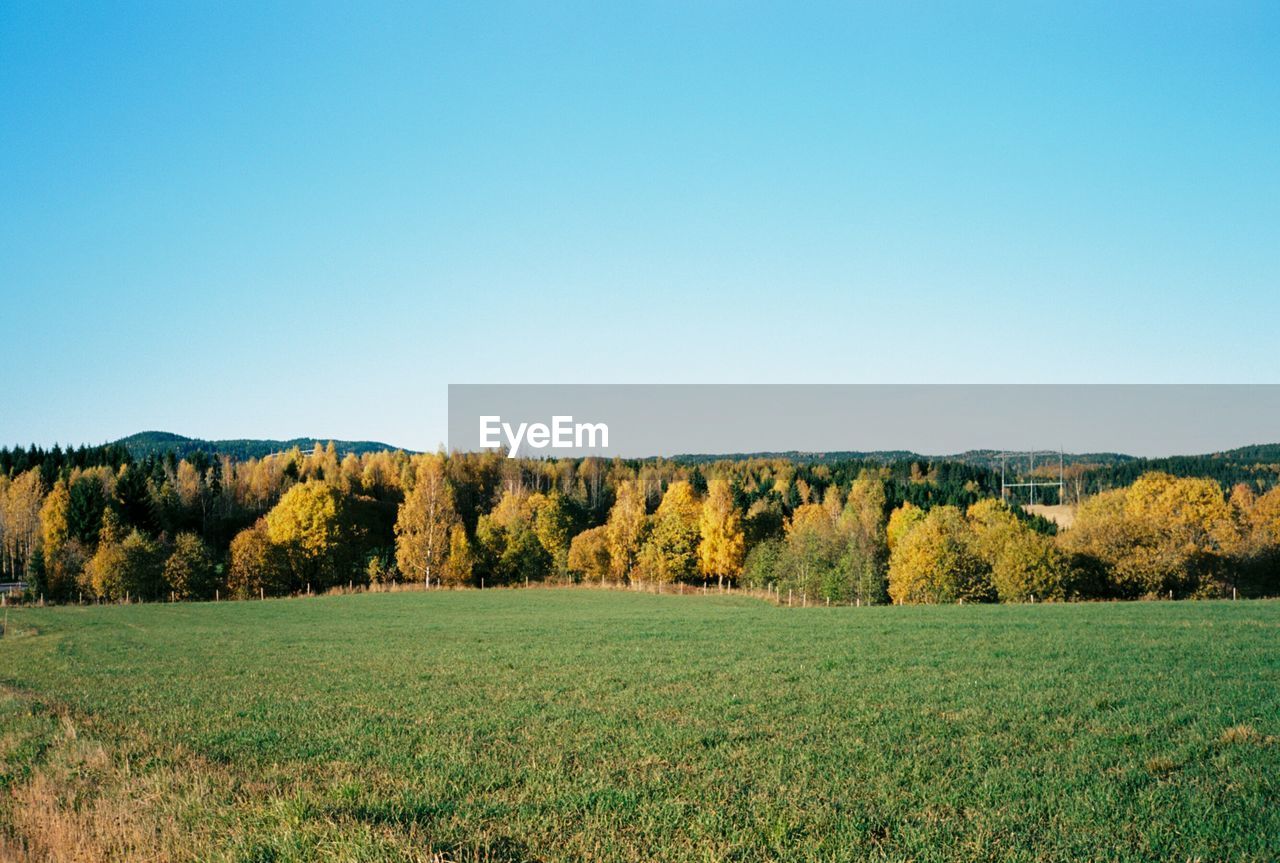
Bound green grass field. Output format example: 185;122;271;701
0;590;1276;862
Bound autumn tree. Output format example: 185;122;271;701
86;529;165;601
1246;485;1280;548
887;505;992;604
475;490;551;584
838;473;890;604
637;481;701;583
1058;489;1147;598
606;479;648;582
0;469;43;581
698;479;745;588
886;501;925;551
1060;472;1240;598
1234;485;1280;593
394;456;460;585
967;499;1072;602
265;480;353;590
228;519;292;598
777;502;844;600
38;479;80;600
568;525;610;583
442;523;475;586
529;491;574;578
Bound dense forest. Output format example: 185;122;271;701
1;437;1278;606
115;431;401;461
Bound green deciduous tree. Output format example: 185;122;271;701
838;473;890;604
86;529;164;601
476;490;552;585
165;532;219;599
529;491;574;578
637;481;701;584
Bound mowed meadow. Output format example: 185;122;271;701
0;590;1277;862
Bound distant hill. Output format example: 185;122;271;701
114;431;408;460
672;449;1138;467
1212;443;1280;462
671;444;1280;495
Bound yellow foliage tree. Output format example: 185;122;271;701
265;480;350;589
442;523;474;586
698;479;745;588
606;479;648;581
228;519;292;598
886;502;925;551
1061;472;1240;598
637;481;701;584
86;529;164;601
568;525;611;583
967;499;1071;602
394;456;460;585
0;469;43;582
887;505;992;604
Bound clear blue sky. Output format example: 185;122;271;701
3;1;1277;451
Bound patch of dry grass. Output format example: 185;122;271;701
2;711;194;862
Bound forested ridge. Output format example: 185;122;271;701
115;431;402;461
1;435;1279;605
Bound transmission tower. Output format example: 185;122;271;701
998;450;1065;506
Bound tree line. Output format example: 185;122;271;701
1;443;1278;604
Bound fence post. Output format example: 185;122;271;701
788;589;792;607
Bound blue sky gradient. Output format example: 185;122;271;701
3;2;1277;450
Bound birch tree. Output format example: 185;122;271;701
395;455;460;586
